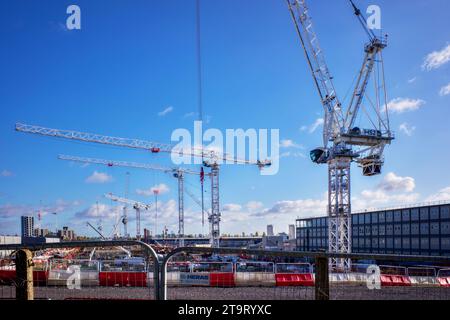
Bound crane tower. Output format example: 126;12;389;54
286;0;393;270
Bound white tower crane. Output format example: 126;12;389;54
15;123;271;248
57;154;211;247
104;193;151;240
286;0;393;270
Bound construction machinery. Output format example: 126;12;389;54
15;124;270;248
104;193;151;240
286;0;393;270
57;154;211;247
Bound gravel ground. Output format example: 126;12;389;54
2;285;450;300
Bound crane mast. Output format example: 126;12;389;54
287;0;393;271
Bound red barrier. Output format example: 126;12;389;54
0;270;48;286
275;273;314;287
380;275;411;287
209;273;235;287
99;272;147;287
437;277;450;287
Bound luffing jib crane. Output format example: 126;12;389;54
286;0;393;270
58;154;211;247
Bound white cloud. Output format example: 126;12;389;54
0;200;81;220
280;139;303;149
85;171;113;184
136;183;170;196
399;123;416;136
158;106;174;117
425;187;450;202
1;170;13;177
407;77;417;84
183;112;196;118
300;118;324;134
378;172;415;193
246;201;264;212
223;203;242;212
254;197;327;219
422;44;450;71
75;203;119;220
386;98;425;113
439;83;450;96
353;172;419;210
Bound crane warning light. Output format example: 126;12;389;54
150;147;161;153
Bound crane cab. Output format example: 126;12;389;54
310;148;329;164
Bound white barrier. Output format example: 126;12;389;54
235;272;276;287
47;270;99;286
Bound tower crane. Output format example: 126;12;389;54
286;0;393;270
104;192;151;240
57;154;212;247
85;221;131;258
15;124;271;248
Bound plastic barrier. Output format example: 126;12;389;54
179;272;210;286
99;272;147;287
380;275;411;287
210;273;235;287
409;276;437;286
437;277;450;287
275;273;314;287
48;270;99;286
0;270;48;286
235;272;276;287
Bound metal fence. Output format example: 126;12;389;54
0;240;160;300
2;241;450;300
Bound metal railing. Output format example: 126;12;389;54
0;240;160;300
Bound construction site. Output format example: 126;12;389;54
1;0;450;305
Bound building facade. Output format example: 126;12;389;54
21;216;34;238
296;202;450;256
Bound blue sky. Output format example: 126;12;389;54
1;0;449;237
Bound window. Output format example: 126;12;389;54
420;208;429;220
358;214;365;225
411;209;419;221
442;238;450;250
379;212;386;223
430;222;440;235
394;210;402;222
441;206;450;220
430;238;440;250
312;219;317;227
359;226;364;236
411;238;420;249
386;211;393;222
386;224;393;236
402;238;410;249
394;224;402;236
352;226;358;236
402;223;410;235
372;238;378;248
420;222;429;235
411;223;419;235
441;222;450;235
372;225;378;236
371;212;379;223
365;226;371;236
430;207;440;220
353;238;359;248
365;238;371;248
402;210;410;222
352;215;358;224
379;225;386;236
365;213;371;224
421;238;429;250
386;237;393;249
394;238;402;249
379;238;386;249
